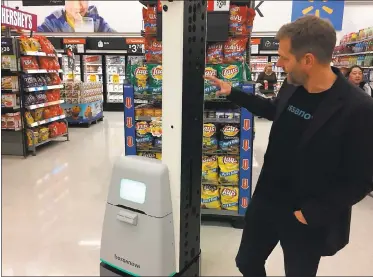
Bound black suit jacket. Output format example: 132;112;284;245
228;67;373;256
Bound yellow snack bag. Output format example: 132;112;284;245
201;155;218;184
201;184;221;209
218;155;239;184
137;152;162;160
24;111;35;125
202;123;218;152
220;186;239;211
31;108;44;122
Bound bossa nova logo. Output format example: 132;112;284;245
114;254;140;269
222;65;239;79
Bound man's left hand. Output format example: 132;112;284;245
294;210;308;225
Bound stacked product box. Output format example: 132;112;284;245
60;81;104;124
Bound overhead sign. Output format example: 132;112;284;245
22;0;65;6
1;5;37;31
259;37;279;52
87;37;126;51
291;0;345;31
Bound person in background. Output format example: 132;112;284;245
37;0;115;33
256;63;278;91
205;15;373;277
346;65;372;97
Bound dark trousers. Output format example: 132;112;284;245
236;198;325;277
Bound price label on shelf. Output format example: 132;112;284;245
1;38;14;55
67;73;74;80
89;75;97;82
128;44;144;54
113;74;120;84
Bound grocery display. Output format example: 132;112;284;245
333;26;373;90
60;81;104;126
123;2;255;221
106;55;126;103
1;35;69;156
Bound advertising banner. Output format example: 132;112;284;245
4;1;143;33
1;5;37;31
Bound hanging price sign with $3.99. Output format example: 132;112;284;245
126;38;145;54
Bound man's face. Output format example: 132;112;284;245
65;0;89;20
349;68;363;85
276;38;310;86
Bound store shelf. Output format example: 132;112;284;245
1;105;20;111
28;114;66;127
24;84;64;92
21;51;62;58
341;37;373;46
137;147;162;152
201;208;240;216
23;69;63;74
28;132;68;150
26;100;64;110
1;127;22;131
135;116;161;121
333;51;373;57
204;118;240;123
202;149;239;156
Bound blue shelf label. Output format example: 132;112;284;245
124;85;137;156
238;84;254;216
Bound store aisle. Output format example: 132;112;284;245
2;114;373;276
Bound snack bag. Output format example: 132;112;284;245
204;65;219;99
39;57;60;70
218;156;239;185
37;36;55;54
29;37;41;52
147;64;162;95
143;6;157;35
130;64;148;94
145;37;162;64
219;124;240;153
35;75;47;87
220;186;239;211
201;184;221;209
223;37;248;63
206;42;224;64
31;108;44;122
36;93;47;104
24;111;35;125
217;63;243;88
19;36;32;52
38;127;49;142
49;123;59;137
22;74;38;88
203;123;218;152
26;129;38;146
229;5;248;36
247;8;256;35
136;121;153;149
201;155;219;184
150;119;162;138
25;94;37;106
49;73;62;85
21;56;39;70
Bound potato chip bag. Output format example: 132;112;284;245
219;124;240;153
229;5;248;36
147;64;162;95
143;6;157;35
223;37;248;63
21;56;39;70
220;186;239;211
136;121;153;149
138;152;157;159
19;36;31;52
28;37;41;52
130;64;148;94
201;184;221;209
247;8;256;35
201;155;218;184
217;63;243;88
218;156;239;185
206;42;223;64
145;37;162;64
203;123;218;152
204;65;219;99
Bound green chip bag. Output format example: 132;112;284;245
147;64;162;95
130;64;148;94
217;63;243;88
204;64;219;99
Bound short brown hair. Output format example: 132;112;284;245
276;15;336;64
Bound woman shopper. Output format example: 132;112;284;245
346;65;372;97
256;63;278;91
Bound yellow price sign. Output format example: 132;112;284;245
89;74;97;82
112;74;120;84
67;73;74;80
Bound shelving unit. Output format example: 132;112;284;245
122;1;256;227
1;35;69;157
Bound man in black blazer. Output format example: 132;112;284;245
206;16;373;277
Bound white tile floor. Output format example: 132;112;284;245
2;112;373;276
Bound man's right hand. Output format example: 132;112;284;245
204;75;232;97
